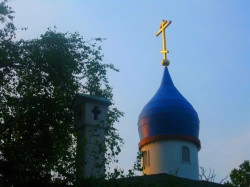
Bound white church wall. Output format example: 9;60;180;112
141;140;199;180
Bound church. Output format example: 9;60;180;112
138;20;200;180
73;20;225;186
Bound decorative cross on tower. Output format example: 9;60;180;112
73;94;111;179
156;20;172;67
92;106;101;120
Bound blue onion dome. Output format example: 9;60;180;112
138;67;200;149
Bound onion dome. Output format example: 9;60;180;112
138;67;200;149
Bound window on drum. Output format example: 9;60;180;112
182;146;190;163
142;150;150;169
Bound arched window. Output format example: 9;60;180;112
182;146;190;162
142;150;150;169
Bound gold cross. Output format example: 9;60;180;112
156;20;171;66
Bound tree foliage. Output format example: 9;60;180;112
228;160;250;187
0;1;124;185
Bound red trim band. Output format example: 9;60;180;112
139;134;201;150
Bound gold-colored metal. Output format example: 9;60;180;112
156;20;171;66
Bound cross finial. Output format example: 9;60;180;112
156;20;172;67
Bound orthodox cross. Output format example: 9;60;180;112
155;20;171;66
92;106;101;120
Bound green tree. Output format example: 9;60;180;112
227;160;250;187
0;1;123;185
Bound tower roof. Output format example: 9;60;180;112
138;67;200;149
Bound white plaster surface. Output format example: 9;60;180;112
141;140;199;180
75;100;109;178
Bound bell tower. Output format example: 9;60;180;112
73;93;111;179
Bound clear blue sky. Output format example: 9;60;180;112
9;0;250;182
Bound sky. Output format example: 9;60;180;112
8;0;250;182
